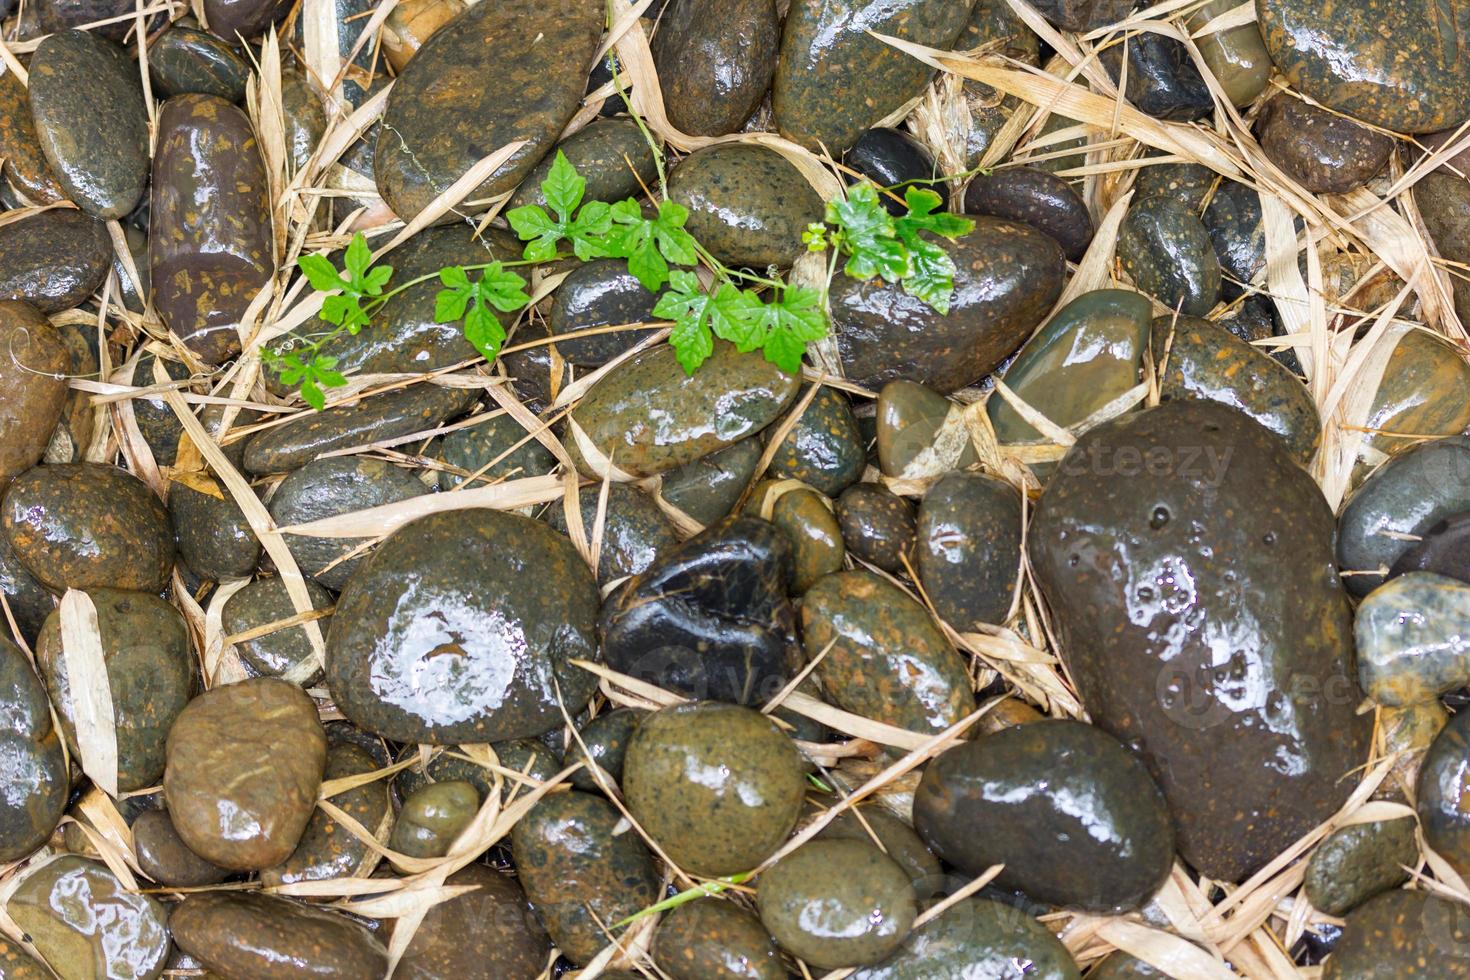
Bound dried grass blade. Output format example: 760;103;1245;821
58;589;118;799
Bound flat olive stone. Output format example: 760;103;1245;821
845;129;941;216
774;0;970;154
544;483;679;584
1323;890;1470;978
2;462;173;593
1029;401;1370;882
0;936;45;978
1186;0;1272;107
1416;171;1470;326
0;72;63;205
963;167;1094;261
850;897;1080;980
1393;511;1470;583
801;570;973;736
836;482;916;573
326;509;600;743
654;898;784;980
1102;32;1212;121
281;68;326;174
169;479;259;582
746;481;845;594
1256;0;1470;133
570;340;800;479
0;636;66;861
668;144;823;270
169;892;387;979
624;702;806;876
390;779;477;860
510;790;661;965
242;384;475;474
1135;158;1216;211
506;116;661;212
36;588;192;791
150;94;272;364
0;301;67;485
203;0;290;40
568;706;643;792
164;677;327;870
1151;313;1320;463
260;738;387;886
654;0;779;137
0;208;110;313
875;380;977;478
133;809;229;887
815;806;942;888
915;720;1173;912
149;26;249;101
1418;705;1470;879
1355;573;1470;706
269;456;430;590
29;30;147;218
375;0;602;222
1305;818;1417;916
1119;195;1221;316
436;411;556;490
9;856;169;979
1258;93;1395;194
758;839;917;970
1028;0;1130;30
915;472;1021;631
394;864;551;980
989;289;1153;447
1338;437;1470;597
1359;330;1470;479
600;516;800;704
831;217;1065;394
221;577;332;683
659;436;762;525
548;259;659;367
0;533;51;646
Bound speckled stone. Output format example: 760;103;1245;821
326;509;600;743
434;412;554;490
1186;0;1272;107
875;380;978;478
133;809;229;887
916;472;1021;632
668;144;823;269
625;702;806;876
802;570;973;736
1029;401;1371;882
1304;818;1417;915
1416;171;1470;326
0;72;63;205
394;864;551;980
510;790;661;965
1355;573;1470;706
567;707;643;792
9;856;169;980
0;935;46;978
34;0;161;40
506;116;661;212
831;217;1065;394
745;481;845;594
915;720;1173;912
261;737;388;886
1151;314;1320;462
774;0;971;154
0;301;67;485
149;25;248;101
963;167;1094;261
1256;0;1470;133
374;0;602;222
850;897;1080;980
654;899;785;980
281;69;325;174
836;483;916;573
0;533;51;647
0;208;110;313
150;94;272;364
1356;330;1470;483
2;462;173;593
394;738;560;806
1379;700;1449;804
170;892;388;979
544;483;678;585
0;636;66;861
1323;889;1470;978
220;577;331;683
957;2;1039;170
1119;195;1221;316
815;806;942;888
203;0;290;40
1258;93;1395;194
569;340;800;479
845;128;941;215
37;327;96;457
655;0;779;137
1102;32;1213;121
169;479;259;582
1028;0;1131;30
1202;180;1269;299
548;259;660;367
758;839;917;970
660;436;763;525
164;677;327;870
390;780;477;860
1135;158;1216;211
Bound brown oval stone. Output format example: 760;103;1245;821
132;809;229;888
1257;93;1395;194
654;0;780;137
0;72;63;205
0;208;110;313
202;0;291;41
170;892;388;979
0;301;67;486
394;864;551;980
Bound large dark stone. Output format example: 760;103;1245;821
0;208;110;313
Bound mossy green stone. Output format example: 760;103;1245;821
1075;953;1161;979
1186;0;1271;107
1305;818;1417;915
9;856;169;980
220;577;333;683
765;385;866;496
149;26;249;101
916;472;1021;631
436;412;556;490
668;144;823;270
654;899;785;980
0;636;66;861
169;892;388;979
0;208;110;313
394;864;551;980
653;0;779;137
1119;195;1221;316
1355;572;1470;706
850;897;1080;979
1323;889;1470;978
836;483;917;574
0;935;46;978
506;116;660;212
390;780;478;860
260;739;388;886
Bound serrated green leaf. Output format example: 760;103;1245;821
669;303;714;374
652;200;698;267
300;377;325;410
568;200;614;260
434;286;471;323
761;326;808;374
439;266;471;289
745;286;827;373
898;186;974;240
901;237;957;314
320;293;355;326
297;253;346;293
344;233;373;281
707;284;765;352
507;204;556;239
828;183;907;283
543;150;585;221
463;302;507;362
626;238;670;292
362;264;393;295
477;263;531;313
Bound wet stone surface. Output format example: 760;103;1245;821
653;898;785;980
1355;572;1470;706
915;472;1022;631
1119;195;1221;316
0;637;66;862
0;301;68;486
850;897;1080;980
0;72;63;204
169;892;388;979
963;166;1094;261
1258;93;1396;194
764;386;866;496
548;259;661;367
1322;889;1470;977
0;208;111;313
836;482;917;573
394;864;551;980
261;734;388;887
221;577;333;683
506;116;661;213
1304;817;1417;916
149;25;249;102
745;481;845;594
133;809;230;888
654;0;779;137
845;128;941;215
390;780;478;860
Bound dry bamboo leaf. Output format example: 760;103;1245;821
1093;918;1234;980
58;590;118;799
277;472;564;538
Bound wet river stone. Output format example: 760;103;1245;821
0;636;66;861
149;25;249;101
1152;314;1320;462
1258;93;1395;194
1102;32;1213;121
505;116;661;212
375;0;602;222
326;509;599;743
1356;572;1470;706
802;570;973;736
29;30;148;218
36;588;192;791
668;144;823;269
151;94;272;364
569;340;799;479
169;479;259;582
221;577;332;683
963;166;1094;261
0;936;46;978
915;720;1173;912
1187;0;1272;107
1323;889;1470;978
9;855;169;979
851;897;1080;980
746;481;845;594
269;456;429;590
837;483;916;573
261;736;388;886
660;436;762;525
1203;180;1270;299
845;129;940;215
1119;195;1221;316
1256;0;1470;133
1135;158;1216;211
1356;330;1470;483
654;898;784;980
1394;511;1470;583
1029;0;1130;30
816;805;941;887
831;217;1065;394
0;301;67;485
511;790;661;965
0;533;50;646
1304;817;1416;915
601;516;800;705
625;702;806;876
0;208;110;313
1418;171;1470;325
381;0;467;71
204;0;290;40
436;412;556;489
1029;400;1370;882
0;72;63;204
390;780;477;860
876;380;977;478
759;839;917;970
1418;705;1470;878
170;892;388;979
281;69;326;174
569;706;643;792
655;0;779;137
395;864;551;980
394;738;560;806
549;259;659;367
2;462;173;593
164;677;327;870
775;0;971;154
545;483;678;584
916;472;1021;631
133;809;229;887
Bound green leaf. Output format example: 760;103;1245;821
344;233;373;282
439;266;471;289
828;184;906;283
434;285;471;323
276;352;307;385
311;356;347;389
706;283;765;352
320;293;358;326
901;237;958;314
507;204;564;261
476;263;531;313
898;186;974;240
753;286;826;373
362;264;393;295
297;253;346;293
567;200;614;261
651;199;698;267
542;150;585;221
463;302;507;363
626;236;670;292
300;377;325;411
654;271;715;374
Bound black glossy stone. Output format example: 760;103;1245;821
654;0;780;138
1202;180;1267;298
845;128;941;215
0;208;110;313
1120;195;1221;316
548;259;660;367
149;25;249;101
963;166;1094;261
1392;510;1470;583
1102;32;1213;121
836;483;916;574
